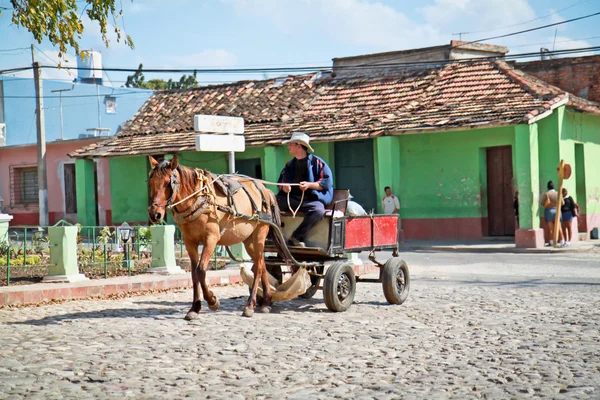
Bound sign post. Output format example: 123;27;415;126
194;115;245;174
194;115;250;265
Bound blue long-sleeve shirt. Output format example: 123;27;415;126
277;154;334;205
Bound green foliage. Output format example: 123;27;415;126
136;227;152;245
32;231;48;253
96;226;114;246
125;63;199;90
3;0;134;59
0;255;41;266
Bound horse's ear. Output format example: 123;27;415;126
149;156;159;168
170;155;179;169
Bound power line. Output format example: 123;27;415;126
453;0;590;37
1;45;599;87
364;10;600;66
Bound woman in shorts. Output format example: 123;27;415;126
560;188;579;247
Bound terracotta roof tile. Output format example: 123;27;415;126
70;61;600;158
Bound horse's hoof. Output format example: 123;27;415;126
242;307;254;318
184;311;199;320
259;306;271;314
208;298;220;311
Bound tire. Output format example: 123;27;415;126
382;258;410;305
300;266;323;299
323;261;356;312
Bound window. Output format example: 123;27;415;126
104;95;116;114
10;165;38;205
64;164;77;213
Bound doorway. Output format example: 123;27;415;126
236;158;262;179
486;146;515;236
334;140;377;213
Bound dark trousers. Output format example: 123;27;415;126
276;195;325;241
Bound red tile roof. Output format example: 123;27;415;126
70;60;600;158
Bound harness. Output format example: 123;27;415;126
167;169;274;225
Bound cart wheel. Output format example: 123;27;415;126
323;261;356;312
300;266;323;299
382;258;410;305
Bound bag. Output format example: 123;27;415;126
543;197;551;209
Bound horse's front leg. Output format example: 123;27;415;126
197;236;220;312
184;239;202;320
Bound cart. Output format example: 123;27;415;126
255;189;410;312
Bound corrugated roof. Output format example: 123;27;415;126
70;60;600;158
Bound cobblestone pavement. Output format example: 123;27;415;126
1;261;599;399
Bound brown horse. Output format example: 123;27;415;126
147;155;281;318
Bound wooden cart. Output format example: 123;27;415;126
259;190;410;312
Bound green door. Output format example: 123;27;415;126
334;140;377;213
236;158;262;179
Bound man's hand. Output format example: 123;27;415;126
280;184;291;193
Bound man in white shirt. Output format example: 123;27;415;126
382;186;400;214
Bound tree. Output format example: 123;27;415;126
1;0;134;58
125;64;199;90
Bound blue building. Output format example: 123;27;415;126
0;61;151;146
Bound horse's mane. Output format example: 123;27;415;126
150;159;199;195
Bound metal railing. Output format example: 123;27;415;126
1;223;231;286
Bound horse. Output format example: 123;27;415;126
147;155;283;318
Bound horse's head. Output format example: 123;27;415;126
147;155;180;224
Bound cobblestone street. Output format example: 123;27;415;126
1;252;599;399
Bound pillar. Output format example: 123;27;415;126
0;213;13;245
43;225;88;282
147;225;184;274
514;124;544;248
374;136;404;242
75;159;97;230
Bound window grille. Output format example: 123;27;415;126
10;165;38;205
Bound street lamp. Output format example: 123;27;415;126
118;222;134;273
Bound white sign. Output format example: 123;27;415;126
195;134;245;152
194;115;244;134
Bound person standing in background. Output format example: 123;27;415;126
540;180;564;246
560;188;579;247
382;186;400;215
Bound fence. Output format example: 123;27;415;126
0;222;232;286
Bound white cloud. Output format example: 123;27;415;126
165;49;238;68
420;0;536;37
36;50;78;81
223;0;440;51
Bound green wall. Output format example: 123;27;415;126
563;110;600;217
398;126;515;219
75;159;97;227
109;157;150;224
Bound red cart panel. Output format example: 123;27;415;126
372;215;399;246
345;217;372;249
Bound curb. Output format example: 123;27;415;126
399;244;598;254
0;264;379;308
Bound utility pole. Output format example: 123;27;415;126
31;45;49;226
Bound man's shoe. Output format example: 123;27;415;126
288;237;306;248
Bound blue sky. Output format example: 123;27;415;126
0;0;598;86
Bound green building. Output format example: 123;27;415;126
70;60;600;248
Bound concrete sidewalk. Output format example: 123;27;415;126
0;263;379;308
399;238;600;254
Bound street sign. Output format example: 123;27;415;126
195;134;245;152
194;115;244;134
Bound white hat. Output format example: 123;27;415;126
282;132;314;153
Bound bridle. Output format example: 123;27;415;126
150;168;181;209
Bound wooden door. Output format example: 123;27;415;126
334;140;377;213
486;146;515;236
